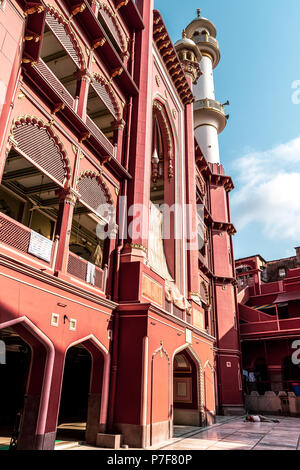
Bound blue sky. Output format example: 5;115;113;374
155;0;300;261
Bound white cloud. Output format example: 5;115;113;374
231;136;300;241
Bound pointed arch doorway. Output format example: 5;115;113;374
173;348;203;430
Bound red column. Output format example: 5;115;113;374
122;0;154;261
54;190;77;276
35;351;65;450
75;72;91;120
112;118;125;163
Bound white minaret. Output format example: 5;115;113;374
184;9;227;164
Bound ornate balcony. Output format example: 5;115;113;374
194;34;220;68
194;98;225;115
194;98;227;133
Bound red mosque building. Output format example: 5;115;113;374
236;249;300;415
0;0;244;450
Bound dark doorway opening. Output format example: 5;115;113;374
0;328;31;450
56;345;92;443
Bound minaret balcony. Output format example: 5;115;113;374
194;99;227;133
194;35;220;67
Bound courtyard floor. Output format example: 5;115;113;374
154;416;300;451
58;416;300;451
2;416;300;450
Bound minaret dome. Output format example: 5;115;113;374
185;9;220;69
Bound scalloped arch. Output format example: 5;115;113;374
153;100;175;180
98;2;127;53
76;170;114;211
10;115;71;187
45;4;86;70
92;73;122;120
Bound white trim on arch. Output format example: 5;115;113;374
0;315;55;437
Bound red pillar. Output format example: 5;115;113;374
75;72;91;120
122;0;154;261
112;118;125;163
54;190;77;276
35;351;65;450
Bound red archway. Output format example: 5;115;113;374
0;316;54;450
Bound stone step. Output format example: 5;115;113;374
96;433;123;449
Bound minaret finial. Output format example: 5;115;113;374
197;8;201;18
182;29;187;38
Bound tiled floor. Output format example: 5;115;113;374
62;416;300;451
156;417;300;451
3;416;299;450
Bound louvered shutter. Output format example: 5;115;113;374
13;123;66;185
91;80;117;120
78;176;110;214
99;7;124;52
45;11;81;69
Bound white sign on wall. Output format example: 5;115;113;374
185;328;193;344
28;230;53;263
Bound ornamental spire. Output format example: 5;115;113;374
197;8;201;18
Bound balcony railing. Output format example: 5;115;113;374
67;251;106;291
194;98;225;115
32;59;75;109
85;115;115;158
0;213;54;265
194;35;219;50
240;316;300;336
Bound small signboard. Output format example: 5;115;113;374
185;328;193;344
28;230;53;263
